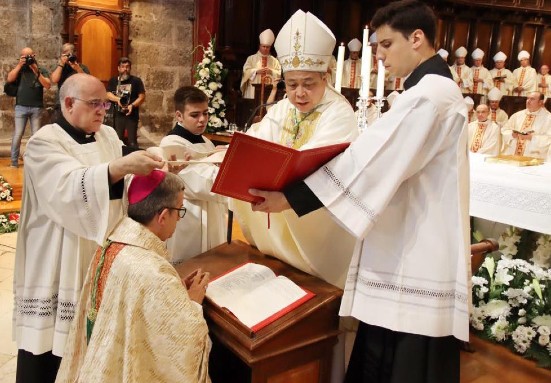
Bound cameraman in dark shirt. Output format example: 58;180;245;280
50;43;90;120
107;57;146;148
6;47;51;168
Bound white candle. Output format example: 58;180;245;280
376;59;385;99
360;26;372;98
335;43;345;93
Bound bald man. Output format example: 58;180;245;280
468;104;501;155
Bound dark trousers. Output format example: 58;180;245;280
16;349;61;383
345;322;460;383
114;113;139;148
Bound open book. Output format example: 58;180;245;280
146;145;226;165
206;262;315;332
211;132;350;203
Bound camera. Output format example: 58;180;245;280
68;54;77;63
118;90;131;112
24;55;35;66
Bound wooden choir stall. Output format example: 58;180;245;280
175;240;343;383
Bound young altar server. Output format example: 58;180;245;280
249;1;471;382
56;170;211;382
160;86;228;263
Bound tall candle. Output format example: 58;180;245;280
360;26;372;98
376;59;385;99
335;43;345;93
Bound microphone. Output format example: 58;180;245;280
243;101;278;132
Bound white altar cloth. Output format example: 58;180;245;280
469;153;551;234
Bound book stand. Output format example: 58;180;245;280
174;240;343;383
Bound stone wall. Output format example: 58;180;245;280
0;0;195;142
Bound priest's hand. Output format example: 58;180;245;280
108;150;164;184
249;189;291;213
184;269;210;304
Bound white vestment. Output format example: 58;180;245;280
537;73;551;98
232;88;359;288
342;59;362;89
240;52;282;99
512;66;537;96
160;134;228;262
13;123;124;356
468;120;501;155
501;107;551;159
470;66;493;95
56;217;211;383
490;68;514;95
305;74;471;341
490;107;509;127
451;63;472;93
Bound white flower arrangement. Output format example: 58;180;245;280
194;36;228;133
471;226;551;369
0;176;14;202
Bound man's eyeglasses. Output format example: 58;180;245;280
72;97;112;110
164;207;187;218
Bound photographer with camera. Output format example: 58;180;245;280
51;43;90;120
5;47;51;168
107;57;146;148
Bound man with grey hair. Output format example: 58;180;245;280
50;42;90;119
13;73;164;383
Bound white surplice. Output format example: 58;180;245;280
305;74;471;341
468;120;501;155
13;123;124;356
240;52;282;99
232;88;359;288
501;107;551;159
160;134;228;263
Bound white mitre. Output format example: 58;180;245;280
369;32;377;44
274;9;336;73
348;38;362;52
259;29;275;46
471;48;484;60
518;50;530;60
464;96;474;106
487;87;503;101
455;46;467;58
437;48;449;59
493;51;507;62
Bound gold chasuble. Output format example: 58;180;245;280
56;217;211;383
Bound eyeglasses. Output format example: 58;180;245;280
164;207;187;218
72;97;112;110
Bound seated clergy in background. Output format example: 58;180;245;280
501;91;551;159
342;38;362;88
512;50;537;97
327;55;337;86
537;64;551;99
487;87;509;127
240;29;282;99
468;104;501;155
56;170;211;383
451;46;472;93
470;48;493;95
464;96;475;123
490;51;514;96
160;86;228;263
233;9;359;288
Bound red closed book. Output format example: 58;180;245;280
212;132;350;203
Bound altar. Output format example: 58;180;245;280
469;153;551;235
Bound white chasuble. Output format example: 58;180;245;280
490;68;514;95
160;134;228;262
233;88;359;288
501;108;551;159
240;52;282;99
56;218;211;383
512;66;537;96
305;75;471;341
14;123;124;356
467;120;501;155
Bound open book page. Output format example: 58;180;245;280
206;263;312;331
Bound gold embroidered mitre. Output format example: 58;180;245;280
274;9;335;73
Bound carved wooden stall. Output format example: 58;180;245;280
62;0;132;85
